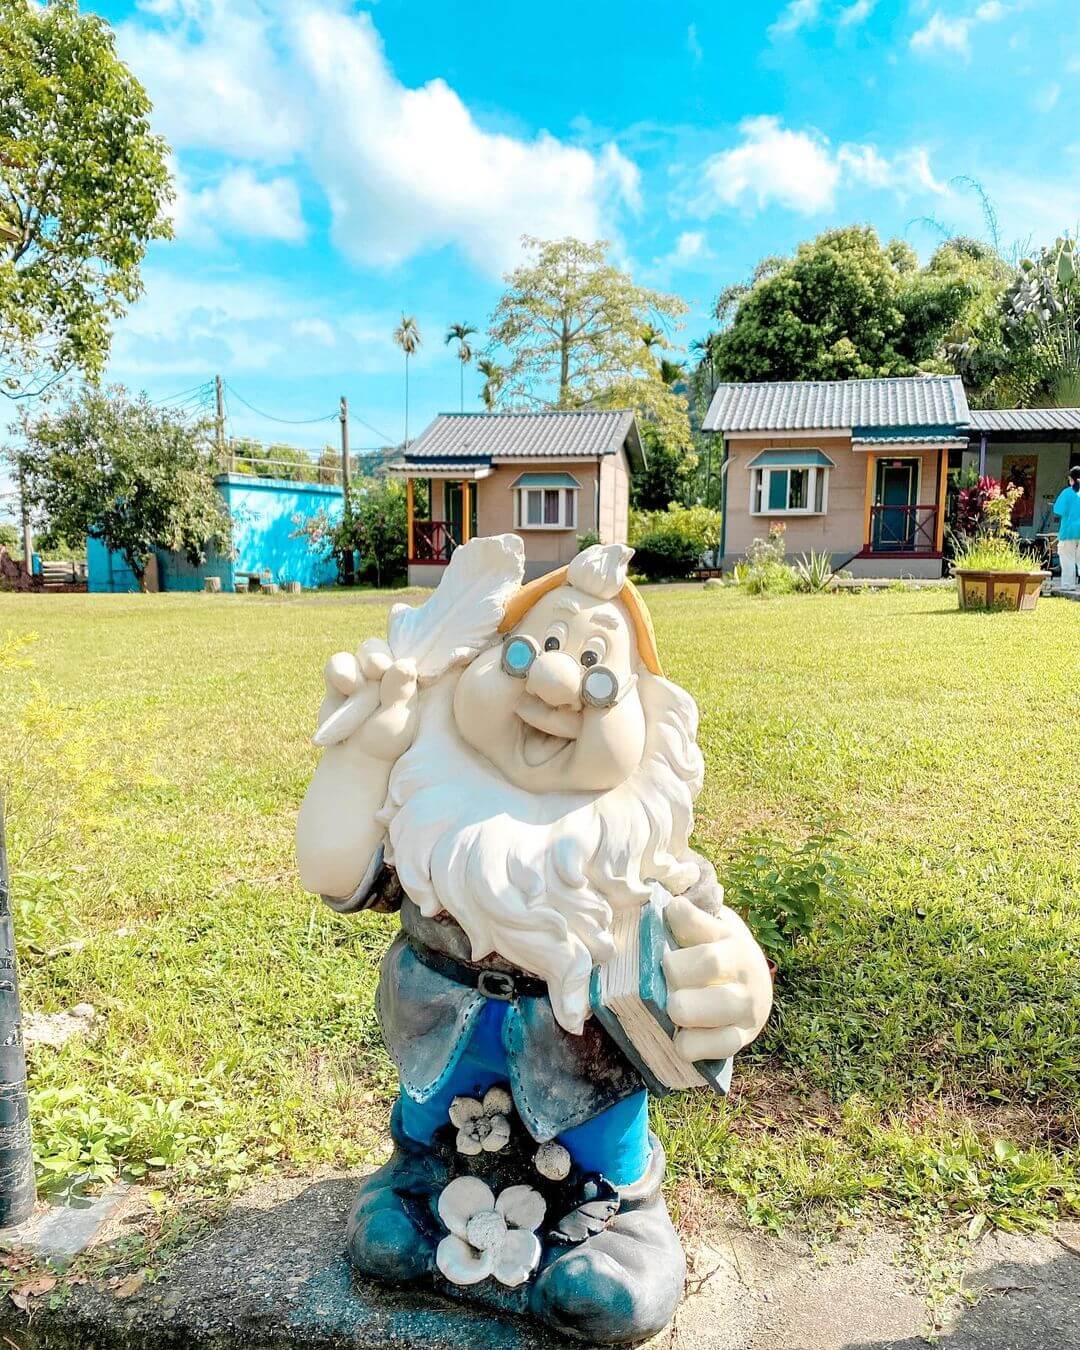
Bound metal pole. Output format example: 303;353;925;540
340;396;351;493
215;376;225;462
17;465;32;581
0;800;34;1229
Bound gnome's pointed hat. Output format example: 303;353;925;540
498;543;663;677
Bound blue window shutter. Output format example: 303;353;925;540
768;470;788;511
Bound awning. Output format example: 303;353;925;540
509;472;583;489
747;449;836;469
387;460;493;480
852;424;968;449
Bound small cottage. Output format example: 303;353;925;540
703;376;1080;578
390;409;643;585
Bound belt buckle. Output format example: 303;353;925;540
477;969;515;1001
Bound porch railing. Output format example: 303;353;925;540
412;520;459;564
868;504;939;555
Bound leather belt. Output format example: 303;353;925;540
405;934;548;1001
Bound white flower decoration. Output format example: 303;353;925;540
449;1087;513;1156
436;1176;546;1288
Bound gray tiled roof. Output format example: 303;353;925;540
968;407;1080;434
404;410;643;468
702;376;970;433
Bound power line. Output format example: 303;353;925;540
224;382;338;427
151;381;214;407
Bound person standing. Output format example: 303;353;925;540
1054;466;1080;591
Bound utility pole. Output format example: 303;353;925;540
339;396;354;588
340;396;351;493
0;800;34;1230
17;465;32;579
214;376;225;464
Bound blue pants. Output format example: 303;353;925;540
399;999;651;1186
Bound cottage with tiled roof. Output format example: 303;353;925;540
703;375;1080;578
391;409;643;585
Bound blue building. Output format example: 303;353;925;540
87;474;343;593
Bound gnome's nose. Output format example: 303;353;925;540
526;651;582;710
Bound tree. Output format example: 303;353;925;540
487;237;692;456
707;227;1007;385
445;322;477;412
984;238;1080;408
393;315;422;445
17;386;231;590
0;0;173;398
477;358;504;411
295;478;408;587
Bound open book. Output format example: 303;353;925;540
590;888;733;1097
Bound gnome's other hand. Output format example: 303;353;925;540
319;637;419;762
662;895;773;1064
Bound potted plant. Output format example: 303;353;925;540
951;475;1049;611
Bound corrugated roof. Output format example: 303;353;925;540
967;408;1080;434
403;410;643;468
703;376;970;433
853;424;970;446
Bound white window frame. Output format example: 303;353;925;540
513;484;579;531
750;457;831;517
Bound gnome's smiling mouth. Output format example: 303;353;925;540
515;695;581;767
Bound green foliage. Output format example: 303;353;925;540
794;549;836;593
296;479;408;587
629;502;721;579
0;0;173;395
17;386;231;588
988;237;1080;408
488;236;693;461
576;530;600;552
722;827;855;971
708;227;1009;386
228;439;335;484
951;535;1037;574
735;524;798;595
0;523;17;552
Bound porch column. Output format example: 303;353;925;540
934;449;948;554
461;479;471;544
862;453;876;550
406;477;414;561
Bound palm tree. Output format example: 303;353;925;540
445;322;477;412
659;358;685;387
477;358;504;412
393;314;422;445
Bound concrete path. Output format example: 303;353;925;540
0;1175;1076;1348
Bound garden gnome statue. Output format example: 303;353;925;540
297;536;772;1344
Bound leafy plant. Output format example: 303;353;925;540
294;479;408;587
737;524;799;596
722;827;856;970
629;503;721;580
794;549;835;593
951;535;1037;574
576;530;600;553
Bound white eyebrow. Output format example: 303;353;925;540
554;597;582;617
592;611;619;631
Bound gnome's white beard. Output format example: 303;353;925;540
379;671;704;1034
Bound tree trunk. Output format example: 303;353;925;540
559;320;570;399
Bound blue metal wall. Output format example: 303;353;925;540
87;475;343;593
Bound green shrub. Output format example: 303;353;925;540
794;549;835;593
576;530;600;552
952;535;1038;575
629;503;722;580
722;827;856;971
738;524;799;596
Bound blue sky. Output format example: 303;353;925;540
11;0;1080;491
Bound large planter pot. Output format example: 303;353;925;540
954;569;1050;612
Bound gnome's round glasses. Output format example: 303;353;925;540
500;634;629;709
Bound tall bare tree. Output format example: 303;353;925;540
445;322;477;412
393;314;422;445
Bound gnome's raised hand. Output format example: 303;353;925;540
318;638;419;762
662;895;773;1063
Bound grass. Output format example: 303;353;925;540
1;585;1078;1239
951;535;1042;573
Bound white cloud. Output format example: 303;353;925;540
291;318;336;346
690;117;943;217
173;167;306;245
911;13;972;56
687;23;703;65
118;1;640;276
770;0;820;37
694;117;839;214
911;3;1010;59
838;0;877;26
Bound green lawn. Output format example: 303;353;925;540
1;586;1078;1236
